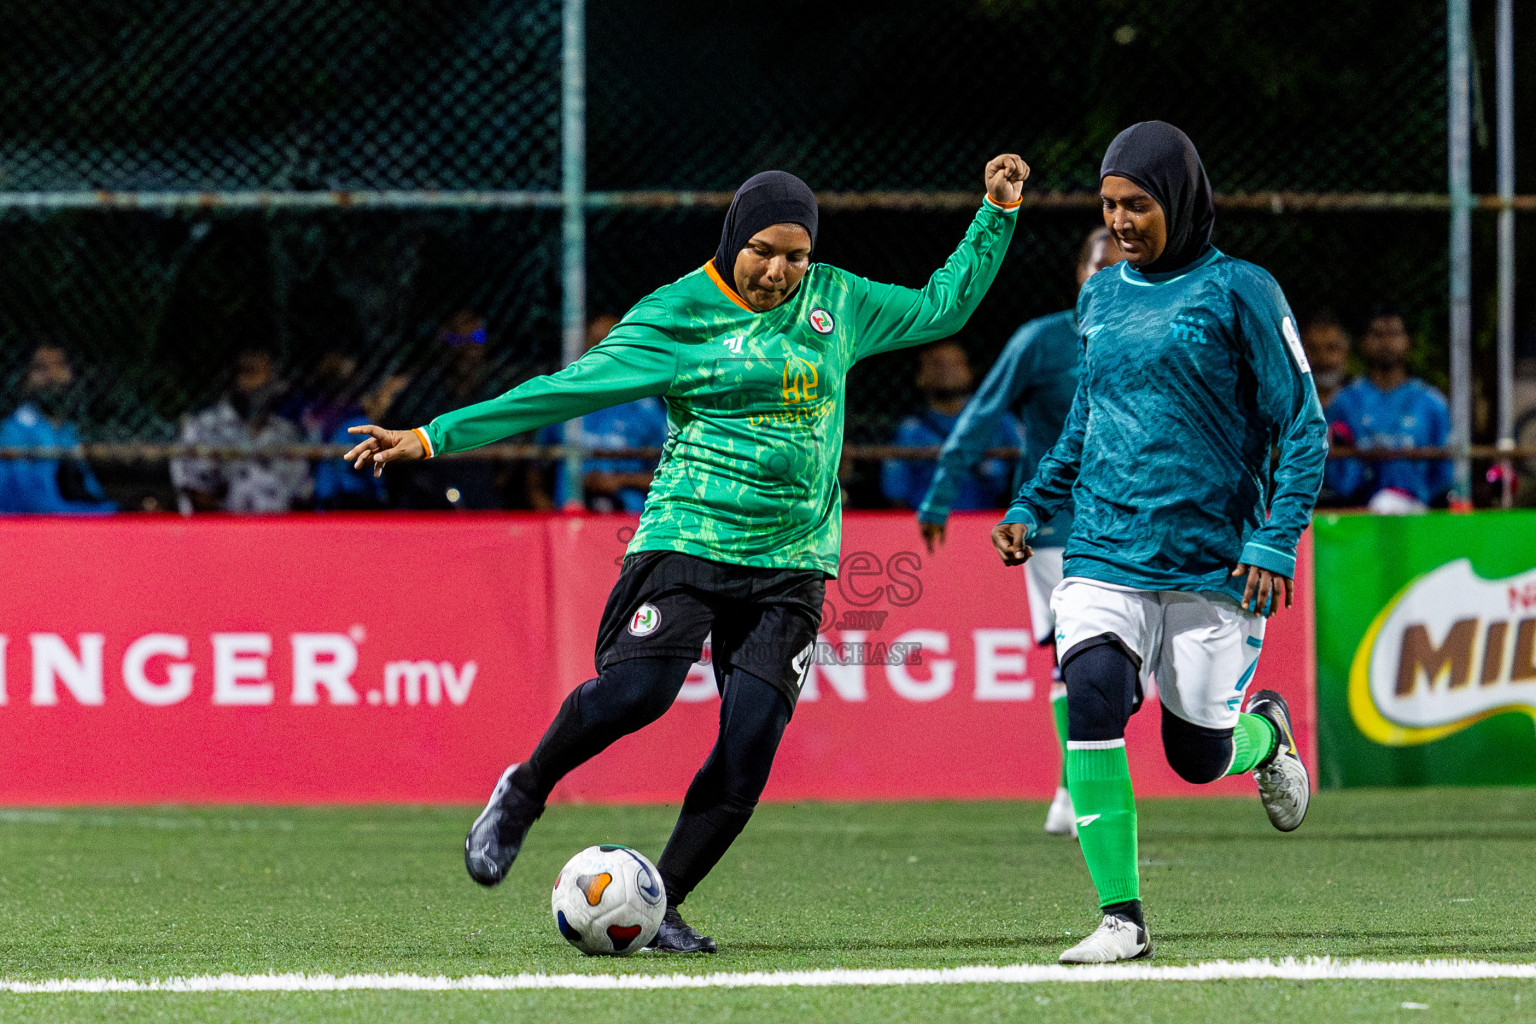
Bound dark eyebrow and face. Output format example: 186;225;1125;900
1099;174;1168;266
732;223;813;311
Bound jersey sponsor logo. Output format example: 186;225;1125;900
1281;316;1312;373
1349;558;1536;747
628;602;662;637
807;307;836;335
782;354;820;404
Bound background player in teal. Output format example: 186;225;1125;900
347;154;1030;953
917;227;1123;839
991;122;1326;963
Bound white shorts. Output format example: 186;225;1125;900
1050;577;1265;731
1024;546;1065;646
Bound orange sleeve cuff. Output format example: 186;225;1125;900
412;426;435;459
984;195;1025;212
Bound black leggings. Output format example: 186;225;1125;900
511;656;791;905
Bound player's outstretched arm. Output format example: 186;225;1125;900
344;316;678;470
848;154;1028;361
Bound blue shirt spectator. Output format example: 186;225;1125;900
882;340;1020;510
1323;307;1451;509
538;398;669;513
1325;378;1451;507
883;405;1020;510
0;402;116;514
0;345;115;515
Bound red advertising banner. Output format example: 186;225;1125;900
0;513;1314;804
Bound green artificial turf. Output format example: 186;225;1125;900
0;789;1533;1022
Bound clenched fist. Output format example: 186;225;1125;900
985;154;1030;206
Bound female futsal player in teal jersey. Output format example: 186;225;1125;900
993;122;1326;963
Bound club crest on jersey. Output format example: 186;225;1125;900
628;602;661;637
807;307;836;335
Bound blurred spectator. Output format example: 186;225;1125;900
530;314;669;513
439;310;495;404
392;310;515;509
171;347;311;514
881;340;1020;510
285;349;360;443
1325;305;1451;512
1301;312;1352;411
0;343;116;514
314;370;413;510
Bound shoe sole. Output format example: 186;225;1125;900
1060;941;1153;965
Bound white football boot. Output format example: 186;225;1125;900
1043;785;1078;837
1246;689;1310;832
1059;914;1153;964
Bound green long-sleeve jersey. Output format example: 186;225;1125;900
417;197;1020;575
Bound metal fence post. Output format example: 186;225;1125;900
561;0;587;508
1447;0;1474;507
1495;0;1516;507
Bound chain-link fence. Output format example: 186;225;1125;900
0;0;1530;513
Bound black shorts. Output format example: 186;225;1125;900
594;551;826;708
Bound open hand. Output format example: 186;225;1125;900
344;424;426;477
920;520;946;555
1232;563;1294;617
984;154;1030;206
990;522;1033;566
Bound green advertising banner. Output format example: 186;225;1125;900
1315;510;1536;788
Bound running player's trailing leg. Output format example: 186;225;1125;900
465;656;693;886
650;667;792;953
1059;638;1151;964
1043;675;1077;837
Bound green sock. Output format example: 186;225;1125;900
1051;688;1070;788
1065;741;1139;906
1225;712;1278;776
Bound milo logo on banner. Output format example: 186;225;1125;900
1349;559;1536;746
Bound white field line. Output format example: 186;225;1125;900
3;959;1536;993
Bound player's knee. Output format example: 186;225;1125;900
1161;709;1233;784
1061;636;1139;742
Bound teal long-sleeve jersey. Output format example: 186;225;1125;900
1000;248;1326;597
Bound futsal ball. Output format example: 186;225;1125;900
550;845;666;956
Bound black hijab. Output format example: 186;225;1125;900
1099;121;1214;274
711;171;819;298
